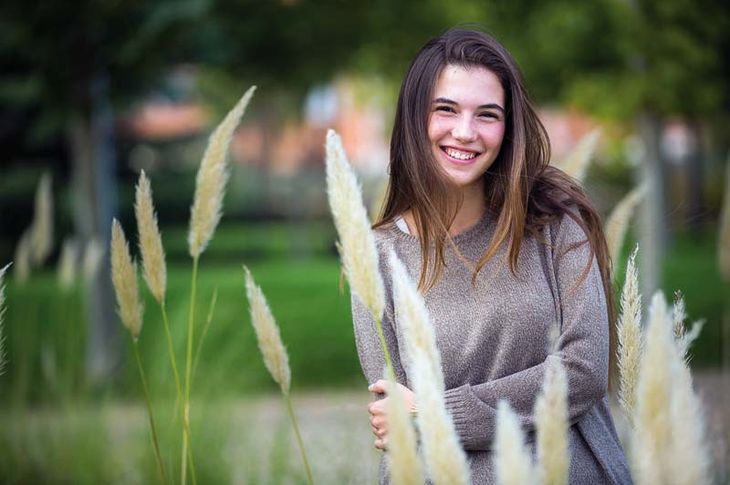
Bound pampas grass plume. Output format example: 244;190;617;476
83;238;104;282
325;129;385;321
30;172;54;266
13;230;31;283
57;238;78;291
667;339;713;485
389;251;443;391
243;266;291;393
389;251;468;485
495;400;536;485
606;183;647;267
617;246;643;422
632;292;673;484
189;86;256;258
384;378;424;485
534;360;569;485
135;170;167;303
110;219;143;340
558;129;600;183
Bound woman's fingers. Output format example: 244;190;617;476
368;379;388;394
374;437;387;450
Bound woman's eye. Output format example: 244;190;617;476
435;106;455;113
479;112;499;120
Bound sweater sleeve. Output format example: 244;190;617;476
443;213;610;451
351;243;408;386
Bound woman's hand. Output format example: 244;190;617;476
367;379;416;451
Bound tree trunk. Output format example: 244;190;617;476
637;111;668;301
68;73;120;386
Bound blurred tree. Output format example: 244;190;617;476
0;0;208;384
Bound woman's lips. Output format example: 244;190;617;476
441;146;481;164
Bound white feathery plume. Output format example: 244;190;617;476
666;332;713;485
617;246;643;422
671;291;705;363
495;400;537;485
135;170;167;304
389;251;469;485
389;251;443;392
0;262;10;375
29;172;54;266
534;360;569;485
57;238;78;291
110;219;143;340
243;266;291;393
188;86;256;258
82;237;104;282
384;377;424;485
719;160;730;281
632;292;674;484
325;129;385;321
558;128;601;183
605;183;647;267
13;230;31;283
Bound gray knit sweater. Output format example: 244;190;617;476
351;210;632;484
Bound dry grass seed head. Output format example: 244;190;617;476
495;400;536;485
384;377;424;485
632;291;674;484
617;245;643;421
189;86;256;258
135;170;167;303
325;129;385;321
110;219;143;339
243;265;291;393
605;184;647;267
557;128;601;183
534;360;569;485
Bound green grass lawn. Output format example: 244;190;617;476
1;224;726;406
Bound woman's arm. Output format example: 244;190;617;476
443;214;610;451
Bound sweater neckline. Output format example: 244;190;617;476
388;209;494;244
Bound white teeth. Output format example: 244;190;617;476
444;148;477;160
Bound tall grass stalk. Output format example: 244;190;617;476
132;338;169;485
192;288;218;382
617;246;643;422
495;400;536;485
605;184;647;267
325;130;392;378
244;266;313;485
384;377;425;485
534;360;569;485
632;292;673;484
0;262;10;376
558;129;600;183
182;86;255;484
110;219;166;484
389;252;469;485
134;170;196;478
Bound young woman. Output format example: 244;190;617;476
351;29;632;483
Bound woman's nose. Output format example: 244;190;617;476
452;116;477;143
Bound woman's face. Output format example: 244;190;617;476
427;64;506;195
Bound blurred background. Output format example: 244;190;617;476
1;0;728;483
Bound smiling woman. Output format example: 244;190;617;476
351;28;633;484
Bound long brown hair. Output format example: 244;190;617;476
375;28;618;386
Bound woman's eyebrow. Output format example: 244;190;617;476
432;97;505;113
